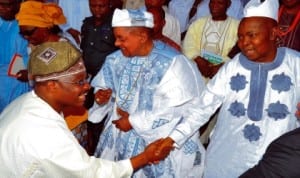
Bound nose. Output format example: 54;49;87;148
83;82;91;91
114;39;120;47
238;36;249;47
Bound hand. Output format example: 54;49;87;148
67;28;81;44
208;62;224;78
94;88;112;105
194;56;211;78
296;103;300;120
16;69;28;82
112;107;132;132
130;138;165;170
154;137;175;160
143;139;167;164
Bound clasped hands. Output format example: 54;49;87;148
142;137;175;165
95;88;175;164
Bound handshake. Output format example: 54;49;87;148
130;137;175;170
95;88;176;170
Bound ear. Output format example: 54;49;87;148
162;19;166;27
46;80;60;92
139;30;149;43
270;26;279;41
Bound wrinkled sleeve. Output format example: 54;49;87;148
88;60;115;123
27;133;133;178
169;58;230;147
129;56;205;145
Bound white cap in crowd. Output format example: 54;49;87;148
112;8;154;28
243;0;279;21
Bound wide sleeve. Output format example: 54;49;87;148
88;59;115;123
21;116;133;178
128;55;205;145
169;56;231;147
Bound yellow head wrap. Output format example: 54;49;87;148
16;1;66;28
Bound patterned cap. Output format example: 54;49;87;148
112;8;154;28
29;41;85;82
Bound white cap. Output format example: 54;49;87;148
112;8;154;28
243;0;279;21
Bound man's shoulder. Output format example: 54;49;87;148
152;41;180;59
82;16;94;25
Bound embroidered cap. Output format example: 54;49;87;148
112;8;154;28
29;41;86;82
243;0;279;21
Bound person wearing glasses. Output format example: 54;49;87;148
0;0;29;113
15;0;68;48
0;41;169;177
15;0;91;149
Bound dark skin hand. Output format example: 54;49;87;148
67;28;81;44
130;138;169;170
16;69;28;82
112;107;132;132
154;137;175;158
94;88;112;105
296;103;300;120
194;56;224;78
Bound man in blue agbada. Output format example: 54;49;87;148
0;0;29;113
89;8;206;178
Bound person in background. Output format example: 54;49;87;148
80;0;119;154
190;0;244;23
15;0;66;47
144;0;181;46
276;0;300;51
81;0;118;82
0;0;29;113
147;7;181;51
58;0;92;46
168;0;195;39
0;41;168;177
155;0;300;177
89;8;206;178
183;0;239;80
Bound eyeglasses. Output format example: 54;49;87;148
57;74;91;87
19;27;37;37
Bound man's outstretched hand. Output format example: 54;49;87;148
154;137;175;159
131;138;172;170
